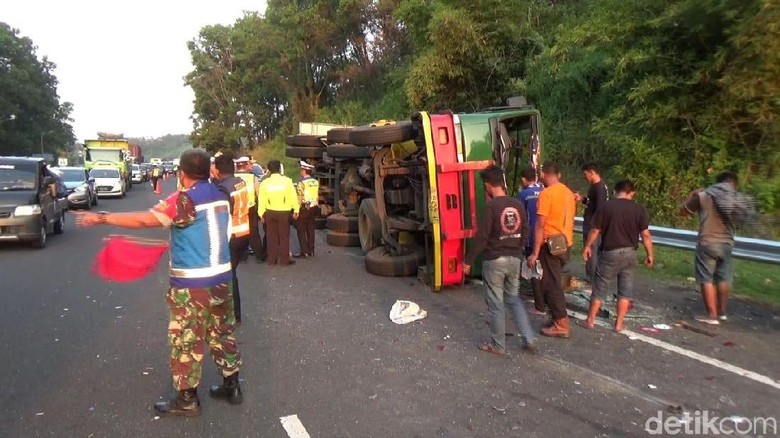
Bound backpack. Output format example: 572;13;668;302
704;183;757;229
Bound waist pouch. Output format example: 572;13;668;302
546;234;568;256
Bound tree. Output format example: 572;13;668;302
0;23;75;156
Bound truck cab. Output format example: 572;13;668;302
0;157;68;248
322;97;542;291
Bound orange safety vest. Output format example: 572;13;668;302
219;177;250;237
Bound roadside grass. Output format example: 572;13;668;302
570;240;780;305
250;136;299;179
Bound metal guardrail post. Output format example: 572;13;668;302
573;217;780;265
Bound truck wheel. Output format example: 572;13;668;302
326;128;352;144
32;220;47;249
286;146;324;159
358;199;381;254
364;247;420;277
315;216;326;230
349;121;415;146
326;144;372;159
53;211;65;235
286;134;326;148
325;230;360;247
326;213;358;233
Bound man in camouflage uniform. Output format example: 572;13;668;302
76;149;243;417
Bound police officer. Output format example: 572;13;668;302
295;160;320;258
258;160;299;265
151;165;162;192
213;152;250;324
76;149;243;417
235;156;264;262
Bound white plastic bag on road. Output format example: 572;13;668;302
389;300;427;325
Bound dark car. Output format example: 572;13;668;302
0;157;68;248
54;166;97;209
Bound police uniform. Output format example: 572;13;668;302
151;166;162;192
295;161;320;257
216;174;250;323
258;171;299;265
235;157;264;261
149;180;242;414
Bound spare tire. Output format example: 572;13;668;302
325;230;360;247
286;146;324;159
326;144;372;159
358;199;381;254
326;213;358;233
286;134;325;147
364;247;420;277
326;128;352;144
349;121;415;146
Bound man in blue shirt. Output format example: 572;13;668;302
518;167;545;315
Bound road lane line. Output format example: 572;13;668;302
568;310;780;391
280;414;311;438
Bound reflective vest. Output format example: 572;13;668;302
235;172;257;207
218;176;250;238
296;176;319;208
169;181;232;288
152;168;161;177
258;173;299;217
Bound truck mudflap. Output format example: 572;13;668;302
423;113;492;291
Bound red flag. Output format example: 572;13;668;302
92;235;169;282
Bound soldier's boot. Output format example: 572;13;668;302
209;372;243;405
154;388;202;417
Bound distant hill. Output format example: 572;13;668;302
128;134;191;161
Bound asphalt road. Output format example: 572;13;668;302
1;178;778;437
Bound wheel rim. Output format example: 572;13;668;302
40;223;46;245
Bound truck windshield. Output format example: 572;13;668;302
90;168;120;178
88;149;122;162
0;164;37;190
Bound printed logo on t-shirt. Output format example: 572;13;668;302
499;207;523;240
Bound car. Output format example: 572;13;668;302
131;164;145;184
90;167;125;198
0;156;68;248
140;163;151;181
54;166;97;209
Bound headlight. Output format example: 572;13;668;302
14;205;42;216
75;185;88;193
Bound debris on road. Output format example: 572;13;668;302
653;324;672;330
369;394;377;400
639;326;660;335
389;300;427;324
492;405;507;414
677;321;717;337
723;341;736;347
35;412;44;416
648;384;658;389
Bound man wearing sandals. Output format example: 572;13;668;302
463;165;537;355
579;179;654;332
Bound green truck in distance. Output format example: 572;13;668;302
84;132;133;192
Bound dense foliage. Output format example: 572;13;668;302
0;23;75;156
187;0;779;235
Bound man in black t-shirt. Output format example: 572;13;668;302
577;179;654;332
574;163;609;285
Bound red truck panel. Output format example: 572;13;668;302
129;144;142;158
430;114;465;287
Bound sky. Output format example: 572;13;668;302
1;0;267;142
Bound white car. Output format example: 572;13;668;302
131;164;144;183
90;167;125;198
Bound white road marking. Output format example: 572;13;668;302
280;414;311;438
568;310;780;391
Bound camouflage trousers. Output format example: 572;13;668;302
166;283;242;391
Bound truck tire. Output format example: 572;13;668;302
286;134;325;148
326;128;352;144
358;199;381;254
326;213;358;233
364;247;420;277
348;121;415;146
286;146;324;159
32;219;47;249
326;144;372;159
315;216;326;230
325;230;360;247
53;211;65;235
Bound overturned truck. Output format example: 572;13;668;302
286;97;542;291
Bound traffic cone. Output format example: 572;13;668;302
154;181;162;195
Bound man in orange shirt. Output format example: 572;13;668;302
527;161;576;338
